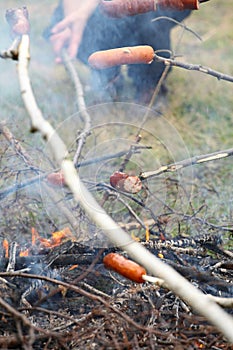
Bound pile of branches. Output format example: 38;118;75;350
0;234;232;349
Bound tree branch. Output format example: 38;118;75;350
140;147;233;180
154;52;233;83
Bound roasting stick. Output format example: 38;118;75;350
140;147;233;180
104;253;233;308
6;7;233;343
88;45;233;83
104;253;166;285
153;52;233;83
88;43;233;179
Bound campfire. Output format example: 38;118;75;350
0;224;233;348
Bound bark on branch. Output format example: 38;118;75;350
140;147;233;179
154;52;233;83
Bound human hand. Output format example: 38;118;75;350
50;0;98;63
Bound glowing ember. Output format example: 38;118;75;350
68;264;79;271
195;341;205;349
131;233;140;242
3;239;9;258
145;225;150;242
19;248;30;257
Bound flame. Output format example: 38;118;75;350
131;232;140;242
31;226;40;245
145;225;150;242
3;227;74;259
19;248;30;257
50;227;73;247
31;226;74;249
3;239;9;258
68;264;78;271
195;341;205;349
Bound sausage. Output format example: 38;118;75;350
100;0;198;18
47;171;65;186
158;0;199;10
88;45;154;69
103;253;146;283
110;171;142;194
100;0;155;18
5;7;30;36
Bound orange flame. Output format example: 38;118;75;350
31;227;40;245
3;239;9;258
50;227;73;247
145;224;150;242
68;264;78;271
31;226;73;249
3;227;74;259
195;341;205;349
19;248;30;257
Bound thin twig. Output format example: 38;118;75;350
0;149;136;201
154;52;233;83
0;122;39;171
0;173;46;200
140;147;233;180
0;37;20;60
23;306;94;326
151;16;202;42
62;51;91;166
0;122;79;231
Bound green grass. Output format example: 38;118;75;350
168;1;233;152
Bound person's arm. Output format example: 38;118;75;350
50;0;99;62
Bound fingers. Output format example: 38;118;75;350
51;11;82;35
67;34;80;59
50;12;87;62
50;27;81;61
50;27;71;63
67;21;85;59
51;16;72;35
